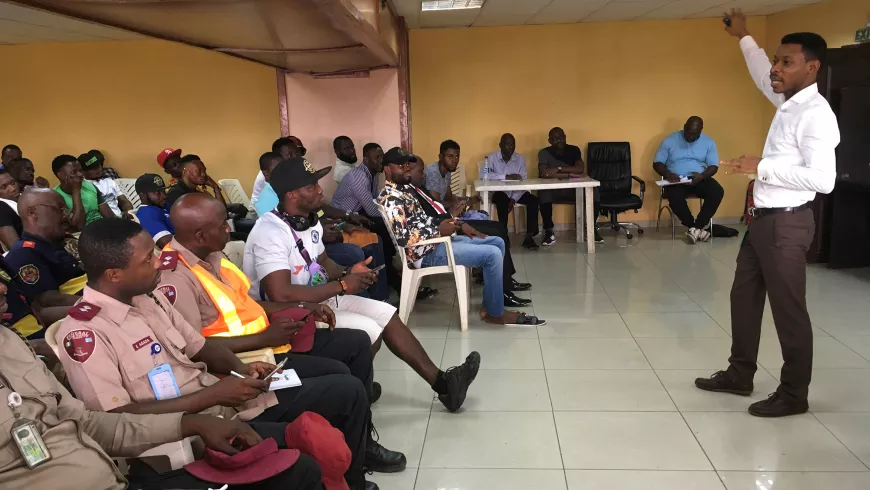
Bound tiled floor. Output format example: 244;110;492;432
368;227;870;490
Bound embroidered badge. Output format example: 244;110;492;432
0;269;11;283
67;302;101;320
311;230;320;244
22;241;35;249
302;158;316;173
18;264;39;285
158;251;178;271
157;284;177;305
63;329;96;363
132;336;154;351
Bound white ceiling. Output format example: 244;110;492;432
0;2;142;45
394;0;828;28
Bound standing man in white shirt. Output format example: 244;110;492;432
695;10;839;418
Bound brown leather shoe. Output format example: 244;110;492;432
694;371;753;396
748;392;809;418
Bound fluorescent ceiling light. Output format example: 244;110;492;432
421;0;484;12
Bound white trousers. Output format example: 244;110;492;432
323;295;396;344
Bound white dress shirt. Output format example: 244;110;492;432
740;35;840;209
251;170;266;205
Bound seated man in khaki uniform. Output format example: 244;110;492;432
156;193;404;472
0;284;324;490
53;217;383;490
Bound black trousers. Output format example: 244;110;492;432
664;177;724;229
460;219;516;293
253;351;369;485
128;443;324;490
726;208;815;402
492;191;539;236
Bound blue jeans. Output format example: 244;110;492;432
421;235;505;316
326;240;389;301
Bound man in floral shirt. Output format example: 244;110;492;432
378;147;545;327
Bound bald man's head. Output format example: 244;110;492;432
18;188;68;241
683;116;704;143
169;193;230;255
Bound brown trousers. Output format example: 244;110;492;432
726;207;815;401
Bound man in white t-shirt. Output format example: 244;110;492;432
244;156;481;412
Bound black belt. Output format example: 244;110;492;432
748;202;811;219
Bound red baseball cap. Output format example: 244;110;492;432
271;306;316;353
184;437;300;485
285;412;351;490
156;148;182;168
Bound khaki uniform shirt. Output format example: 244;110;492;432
157;239;227;331
54;286;276;421
0;326;184;490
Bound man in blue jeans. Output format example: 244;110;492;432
378;148;546;327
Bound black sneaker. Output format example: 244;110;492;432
594;230;604;243
438;351;481;412
510;278;532;291
504;292;532;307
416;286;438;301
541;232;556;246
748;392;809;418
370;381;382;405
694;371;753;396
365;425;407;473
522;236;539;250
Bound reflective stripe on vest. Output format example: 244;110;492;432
165;246;290;354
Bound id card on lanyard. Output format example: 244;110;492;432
270;211;329;287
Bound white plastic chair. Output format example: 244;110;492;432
218;179;256;217
222;240;245;268
115;178;141;210
375;201;471;331
450;163;473;198
476;160;524;234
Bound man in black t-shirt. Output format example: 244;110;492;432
537;127;602;245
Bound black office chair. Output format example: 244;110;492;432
587;142;645;239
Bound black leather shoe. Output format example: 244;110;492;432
365;426;407;473
365;482;379;490
510;278;532;291
350;480;380;490
439;351;481;412
370;381;382;405
504;292;532;307
749;392;809;418
694;371;753;396
522;236;539;250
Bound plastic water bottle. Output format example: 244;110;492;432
482;156;490;181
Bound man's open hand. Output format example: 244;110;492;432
460;223;487;239
721;155;761;174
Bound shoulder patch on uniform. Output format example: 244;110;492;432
158;251;178;271
22;241;35;249
67;302;101;321
62;329;97;363
157;284;177;305
18;264;39;285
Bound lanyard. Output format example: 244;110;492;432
271;210;314;267
414;187;446;214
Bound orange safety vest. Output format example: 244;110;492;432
165;246;290;354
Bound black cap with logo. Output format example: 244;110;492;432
383;147;418;165
271;156;332;197
135;173;169;194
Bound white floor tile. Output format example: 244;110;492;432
536;314;631;338
655;369;781;411
371;412;430;467
548;370;675;411
420;411;562;469
369;469;419;490
824;335;870;360
780;369;870;412
555;412;711;470
372;370;435;412
756;337;870;370
415;469;567;490
540;338;650;370
441;338;543;370
815;412;870;466
609;291;702;314
718;472;870;490
566;470;725;490
434;369;551;412
621;312;729;337
531;292;617;318
447;321;539;339
636;338;732;369
684;412;866;471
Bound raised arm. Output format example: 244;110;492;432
724;9;785;107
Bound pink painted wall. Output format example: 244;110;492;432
285;69;401;197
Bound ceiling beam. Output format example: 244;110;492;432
301;0;398;66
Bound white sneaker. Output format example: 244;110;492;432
686;227;699;244
697;228;711;242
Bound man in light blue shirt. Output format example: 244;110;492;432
653;116;724;243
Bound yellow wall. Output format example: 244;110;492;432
0;40;279;194
768;0;870;52
410;17;775;224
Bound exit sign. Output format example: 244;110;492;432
857;26;870;43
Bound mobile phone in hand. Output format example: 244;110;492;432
370;264;386;273
723;17;731;27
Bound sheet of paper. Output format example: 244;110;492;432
656;178;691;186
268;368;302;391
